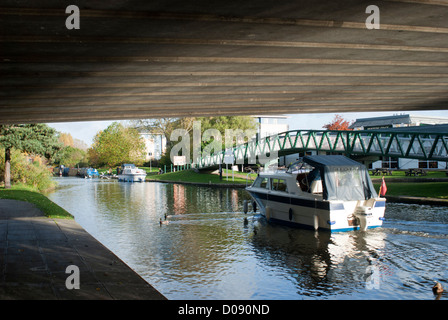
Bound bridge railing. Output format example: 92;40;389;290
195;129;448;168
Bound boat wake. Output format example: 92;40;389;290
384;227;448;239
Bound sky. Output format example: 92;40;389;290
47;110;448;147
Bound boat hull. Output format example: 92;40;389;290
247;189;385;232
117;174;146;182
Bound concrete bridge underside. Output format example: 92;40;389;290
1;0;448;124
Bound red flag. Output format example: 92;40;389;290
379;177;387;196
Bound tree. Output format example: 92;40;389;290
58;132;74;147
88;122;146;167
55;146;88;168
197;116;257;150
72;138;88;151
54;132;88;167
133;116;257;166
198;116;256;135
323;114;353;131
131;117;195;150
131;118;196;168
0;124;61;188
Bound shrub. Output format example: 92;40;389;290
0;148;56;192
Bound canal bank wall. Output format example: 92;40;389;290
385;195;448;206
0;199;167;300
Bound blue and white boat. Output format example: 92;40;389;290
78;167;99;178
246;155;385;232
118;164;147;182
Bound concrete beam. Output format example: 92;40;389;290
1;0;447;123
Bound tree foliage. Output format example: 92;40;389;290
0;124;62;188
132;117;196;150
54;132;88;167
132;117;198;168
198;116;257;136
58;132;74;147
0;124;61;159
197;116;257;150
88;122;146;167
55;146;88;168
0;148;56;192
141;116;257;167
323;114;353;131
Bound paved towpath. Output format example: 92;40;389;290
0;199;166;300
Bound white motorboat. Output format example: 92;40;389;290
117;164;147;182
246;155;385;232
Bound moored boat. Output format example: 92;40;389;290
78;167;99;178
117;164;147;182
246;155;385;232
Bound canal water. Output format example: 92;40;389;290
47;177;448;300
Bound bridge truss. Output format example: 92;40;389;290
195;129;448;168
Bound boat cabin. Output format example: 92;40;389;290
299;155;377;201
247;155;383;231
252;155;377;202
121;164;137;170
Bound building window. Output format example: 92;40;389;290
419;160;438;169
382;157;398;169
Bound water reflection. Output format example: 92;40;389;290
249;222;389;298
47;178;448;300
172;184;186;215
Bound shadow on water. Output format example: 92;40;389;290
47;178;448;300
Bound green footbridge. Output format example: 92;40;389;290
195;129;448;169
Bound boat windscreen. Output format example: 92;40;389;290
302;155;378;201
286;160;313;173
323;167;377;201
122;164;136;169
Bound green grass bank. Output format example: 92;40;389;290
372;182;448;199
0;186;73;219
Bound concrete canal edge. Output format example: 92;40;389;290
0;199;167;300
